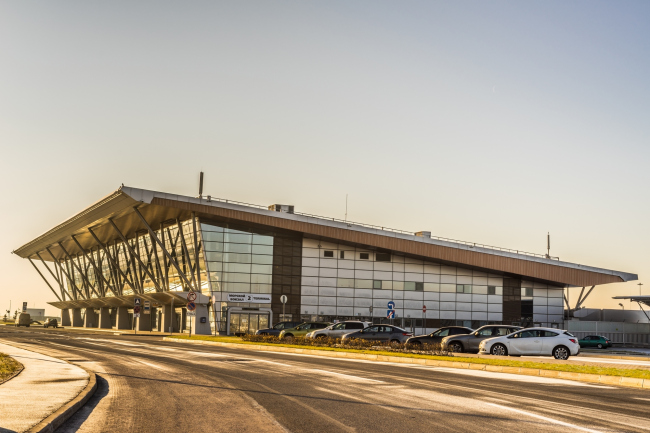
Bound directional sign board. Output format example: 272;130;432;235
187;302;196;311
387;310;395;319
387;301;395;310
280;295;288;304
144;301;151;314
187;291;197;302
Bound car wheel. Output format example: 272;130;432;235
390;339;400;346
410;341;422;348
316;335;326;340
553;346;570;360
597;343;603;349
491;344;508;356
449;342;464;353
284;334;294;341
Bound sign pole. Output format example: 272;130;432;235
170;297;174;335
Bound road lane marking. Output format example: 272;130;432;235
309;368;385;383
431;367;612;388
485;402;603;433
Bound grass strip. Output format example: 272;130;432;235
0;352;21;383
168;335;650;380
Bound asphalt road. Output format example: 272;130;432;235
2;327;650;433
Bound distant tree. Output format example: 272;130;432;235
2;314;6;322
13;310;19;320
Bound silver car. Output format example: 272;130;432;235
306;321;371;339
341;325;413;344
441;325;522;353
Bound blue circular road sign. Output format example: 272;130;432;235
387;301;395;310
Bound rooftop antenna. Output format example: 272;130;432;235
546;232;550;259
198;171;204;199
345;194;348;223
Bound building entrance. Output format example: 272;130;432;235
229;312;270;335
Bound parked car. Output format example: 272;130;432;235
306;321;371;339
578;335;612;349
279;322;331;340
406;326;474;347
341;325;413;344
256;321;302;336
479;328;580;360
441;325;522;353
43;318;58;329
14;313;31;327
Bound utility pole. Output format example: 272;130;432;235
638;283;644;310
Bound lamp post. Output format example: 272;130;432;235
638;283;644;310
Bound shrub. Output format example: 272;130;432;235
240;334;452;356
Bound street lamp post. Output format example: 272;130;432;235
638;283;644;310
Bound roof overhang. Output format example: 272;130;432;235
48;290;210;310
14;185;638;288
612;296;650;308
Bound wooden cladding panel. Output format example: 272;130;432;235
151;198;623;287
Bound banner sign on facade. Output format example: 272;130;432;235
226;293;272;304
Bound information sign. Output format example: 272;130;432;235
22;302;27;312
280;295;287;304
144;301;151;314
187;310;196;316
226;293;272;304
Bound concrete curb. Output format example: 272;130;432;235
163;337;650;390
27;363;97;433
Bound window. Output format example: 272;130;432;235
488;286;496;295
542;331;559;337
456;284;472;293
333;323;346;330
522;287;533;297
477;328;494;336
324;250;334;258
434;328;450;337
415;282;424;291
359;253;369;260
340;251;345;259
364;326;379;333
346;323;365;329
405;282;415;291
376;253;391;262
373;280;382;289
495;327;513;336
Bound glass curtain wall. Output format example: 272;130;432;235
201;222;274;332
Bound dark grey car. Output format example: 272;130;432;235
406;326;474;346
441;325;522;353
256;321;302;337
341;325;413;344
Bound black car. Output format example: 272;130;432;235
406;326;474;347
43;318;58;328
256;321;302;336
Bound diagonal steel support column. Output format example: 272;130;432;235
88;227;136;295
133;207;193;290
70;235;119;297
46;247;82;300
107;218;162;293
36;252;70;301
576;285;596;310
192;212;202;292
58;242;102;299
28;258;62;301
177;219;198;290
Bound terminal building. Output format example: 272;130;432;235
13;185;638;335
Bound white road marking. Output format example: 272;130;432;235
431;367;612;388
634;397;650;402
486;402;603;433
135;359;173;372
309;368;385;383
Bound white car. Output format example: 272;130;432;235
478;327;580;360
306;321;371;339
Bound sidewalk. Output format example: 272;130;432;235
0;342;89;432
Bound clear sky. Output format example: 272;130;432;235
1;1;648;317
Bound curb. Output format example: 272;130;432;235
163;337;650;390
27;363;97;433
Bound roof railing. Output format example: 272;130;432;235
199;195;560;261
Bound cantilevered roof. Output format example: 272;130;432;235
13;185;638;287
612;296;650;308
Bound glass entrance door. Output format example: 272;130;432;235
229;312;270;335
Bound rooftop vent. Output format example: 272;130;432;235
415;231;431;238
268;204;294;214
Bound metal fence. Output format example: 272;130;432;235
566;321;650;346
